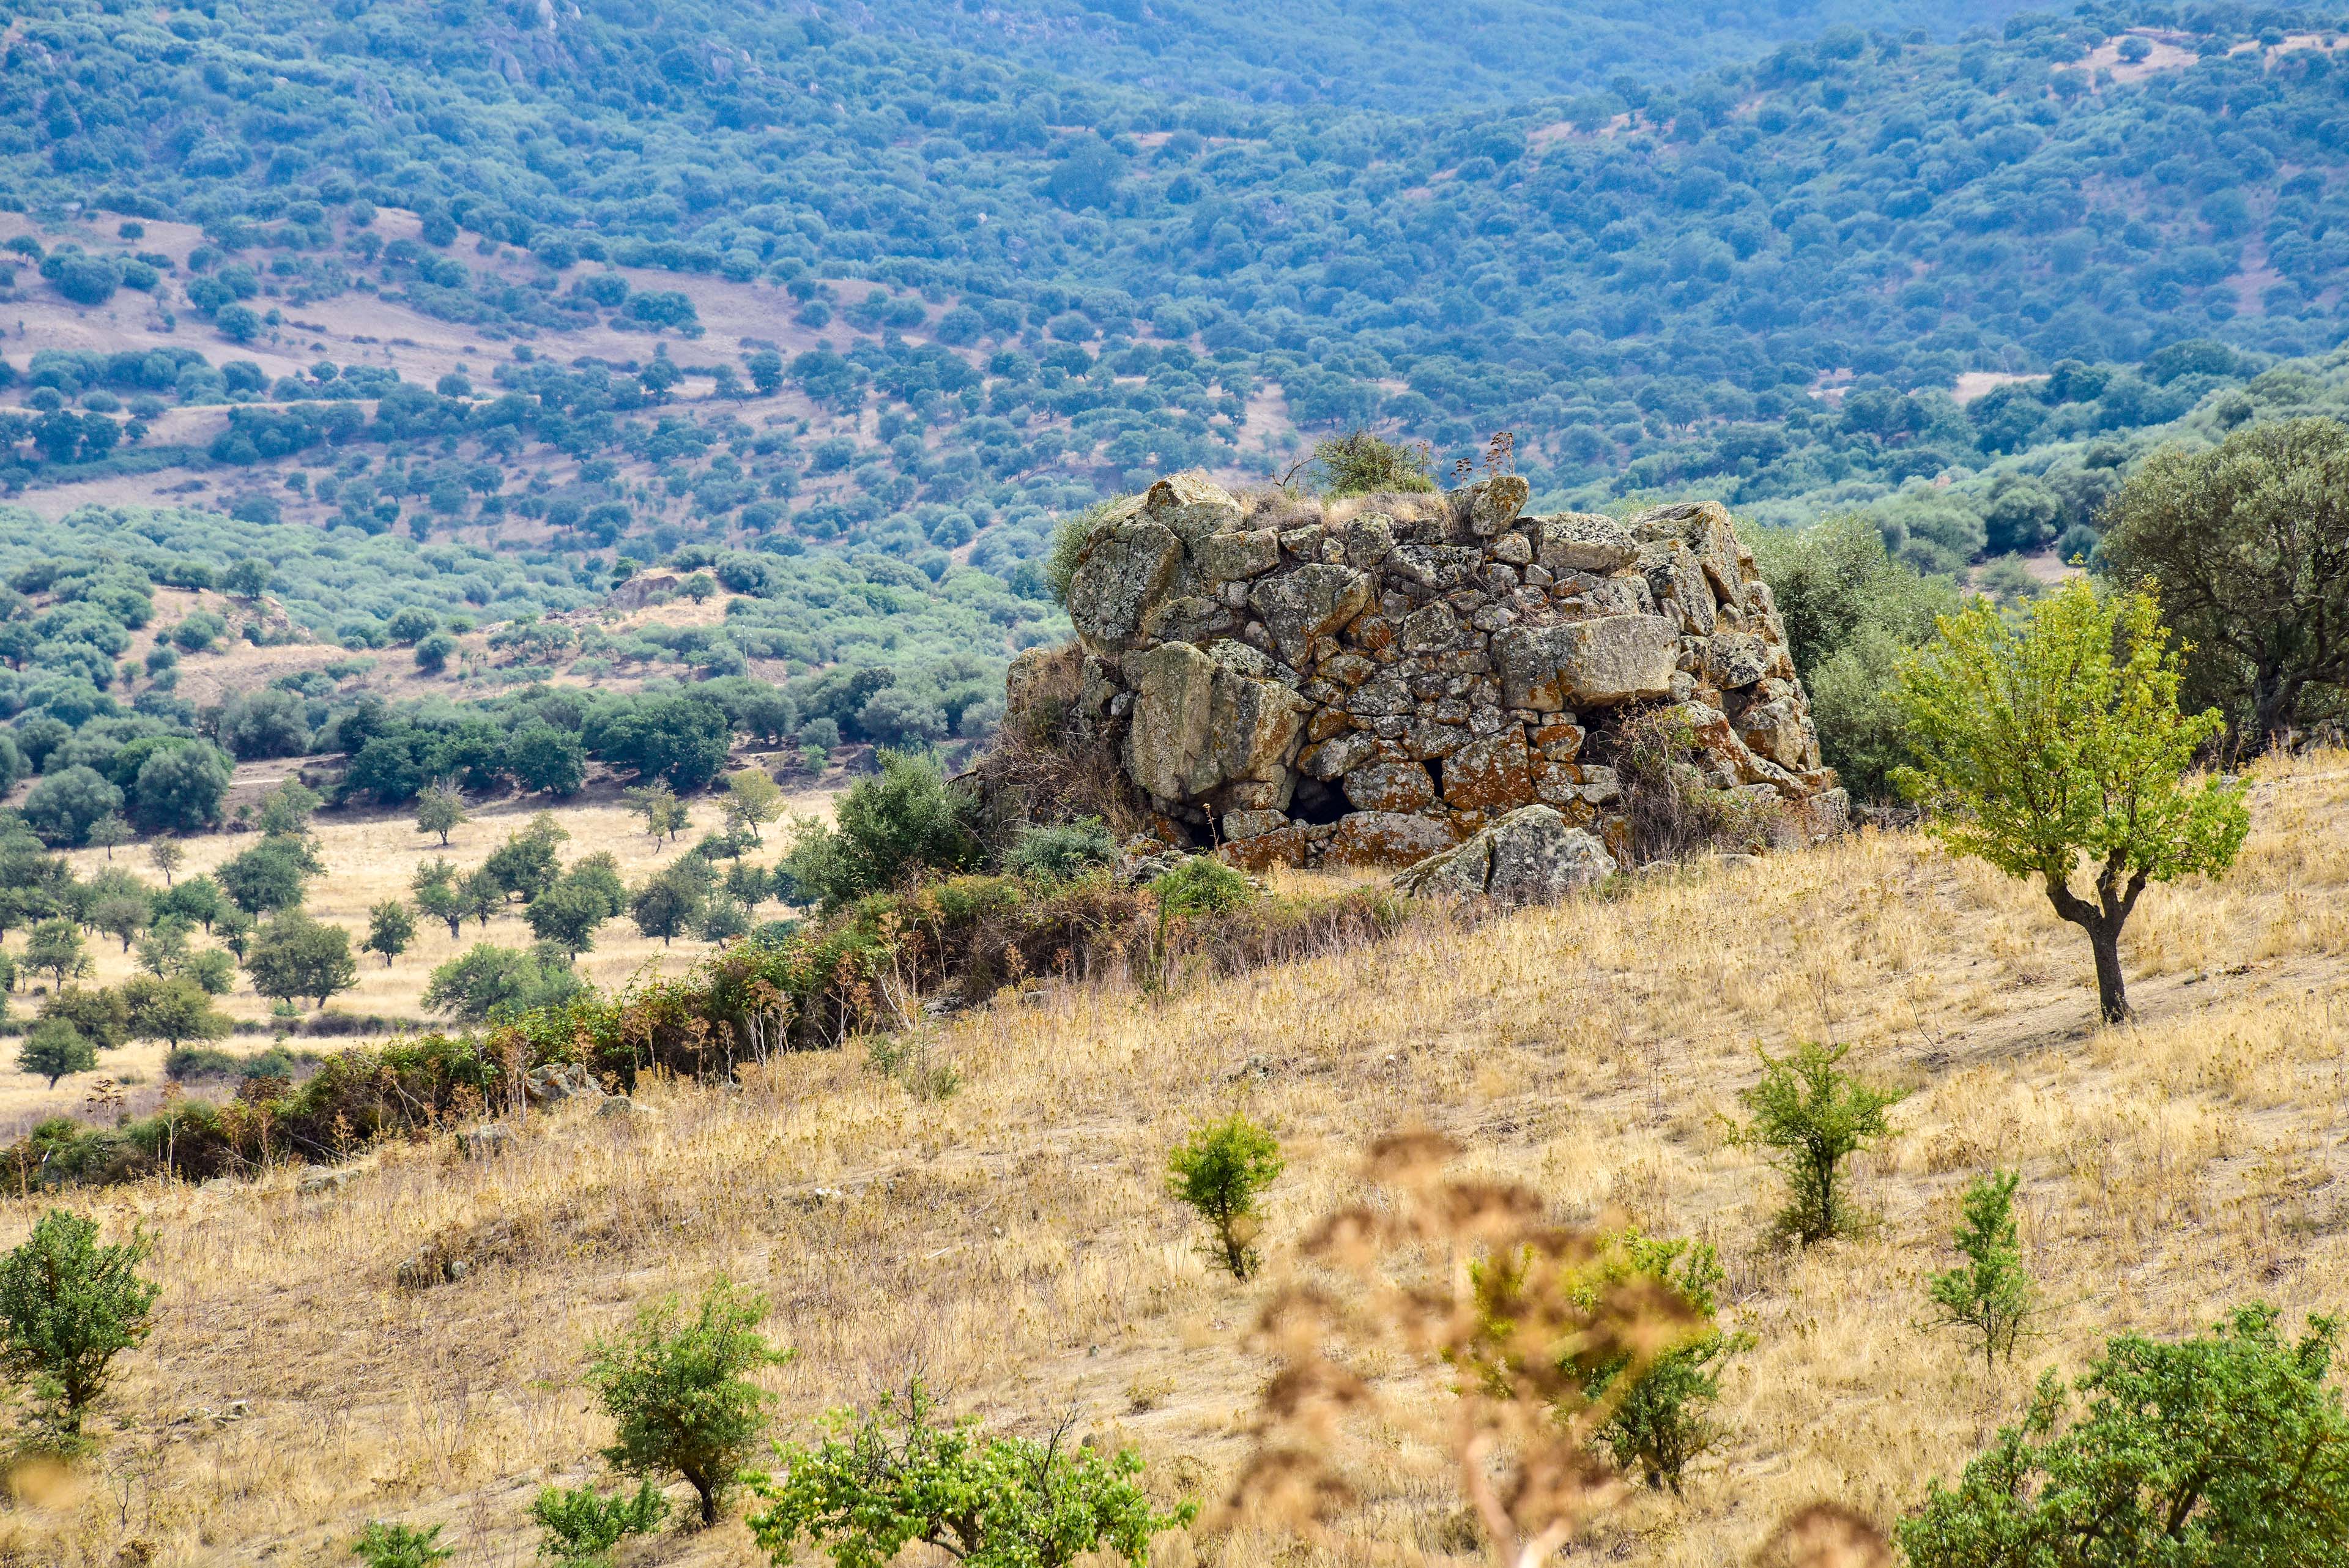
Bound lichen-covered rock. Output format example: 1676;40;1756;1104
1394;804;1616;905
1324;810;1460;867
1492;615;1680;710
1003;470;1834;869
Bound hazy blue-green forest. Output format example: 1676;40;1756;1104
2;0;2349;791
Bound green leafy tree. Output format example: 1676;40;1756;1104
350;1522;452;1568
1900;1306;2349;1568
254;779;322;839
624;781;689;842
484;813;570;902
0;1209;158;1446
2100;417;2349;746
530;1479;670;1567
218;835;319;916
365;898;417;967
526;878;614;957
85;813;132;860
414;782;469;846
585;1279;789;1526
751;1378;1195;1568
147;839;184;886
1586;1234;1749;1493
18;1019;96;1088
1895;581;2251;1022
628;866;707;945
1926;1170;2036;1372
510;724;588;797
91;893;151;953
24;918;89;986
127;743;231;835
244;913;359;1008
421;942;582;1022
414;631;458;674
461;866;506;929
1167;1115;1283;1279
122;973;232;1047
722;769;785;843
1726;1041;1904;1246
41;986;131;1051
782;751;980;913
23;765;124;848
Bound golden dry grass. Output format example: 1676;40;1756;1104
9;751;2349;1566
0;787;840;1134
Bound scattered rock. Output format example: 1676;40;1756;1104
596;1095;658;1121
523;1061;605;1107
295;1165;353;1196
457;1123;512;1161
1395;805;1617;907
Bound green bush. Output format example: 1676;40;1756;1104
1003;818;1116;882
1749;516;1959;801
1041;495;1132;609
1925;1169;2036;1372
748;1377;1195;1568
1584;1233;1748;1493
530;1479;670;1566
1150;856;1252;917
1167;1115;1283;1279
784;751;982;913
349;1522;451;1568
585;1280;790;1526
1726;1041;1904;1246
0;1209;158;1446
1901;1306;2349;1567
1310;428;1438;496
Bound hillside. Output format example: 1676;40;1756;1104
7;0;2349;621
10;748;2347;1567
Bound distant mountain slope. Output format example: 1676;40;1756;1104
7;0;2349;593
824;0;2051;106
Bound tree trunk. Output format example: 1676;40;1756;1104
2087;919;2129;1024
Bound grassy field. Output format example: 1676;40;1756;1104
0;783;841;1137
6;751;2348;1566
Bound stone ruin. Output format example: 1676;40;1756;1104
1003;471;1846;880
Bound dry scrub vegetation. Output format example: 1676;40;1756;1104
0;788;836;1133
8;750;2349;1567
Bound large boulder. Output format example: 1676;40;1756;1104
1394;805;1617;906
1491;615;1680;711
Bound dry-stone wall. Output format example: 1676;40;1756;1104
1010;471;1846;872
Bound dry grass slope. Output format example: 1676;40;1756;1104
7;751;2349;1567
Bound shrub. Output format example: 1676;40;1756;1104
1726;1041;1903;1245
1310;428;1438;496
1042;494;1133;609
1584;1233;1748;1492
349;1522;452;1568
18;1019;97;1088
1004;818;1116;882
530;1479;670;1566
0;1209;158;1446
1167;1115;1283;1279
748;1377;1195;1568
1900;1306;2349;1567
414;631;458;673
784;751;981;913
1151;855;1252;916
1612;707;1783;862
585;1279;789;1525
1925;1170;2036;1371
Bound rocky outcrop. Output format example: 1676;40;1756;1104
1009;472;1842;871
1393;805;1617;905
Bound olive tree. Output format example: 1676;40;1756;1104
1895;582;2249;1023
